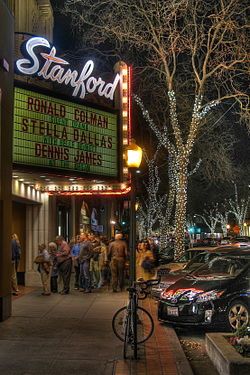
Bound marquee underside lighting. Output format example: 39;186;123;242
47;187;131;196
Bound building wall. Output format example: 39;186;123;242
0;0;14;321
9;0;53;41
12;179;50;286
8;0;53;287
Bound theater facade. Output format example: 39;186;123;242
12;33;132;287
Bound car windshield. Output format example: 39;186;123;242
176;251;192;262
184;252;211;272
192;257;247;278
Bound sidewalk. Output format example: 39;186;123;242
114;298;193;375
0;288;193;375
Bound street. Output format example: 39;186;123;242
176;327;219;375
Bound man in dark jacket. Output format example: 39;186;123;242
11;235;20;295
108;233;128;292
79;233;93;293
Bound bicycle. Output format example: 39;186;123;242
112;278;160;359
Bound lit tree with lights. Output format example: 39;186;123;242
133;95;177;248
197;204;221;238
137;205;147;240
64;0;250;257
142;150;168;237
227;184;249;235
137;148;174;242
218;209;230;238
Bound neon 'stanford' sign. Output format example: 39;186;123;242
16;37;120;101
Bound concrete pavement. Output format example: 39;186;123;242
0;287;193;375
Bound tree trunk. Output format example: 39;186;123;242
174;156;188;259
159;220;169;252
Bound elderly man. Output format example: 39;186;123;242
108;233;128;292
55;235;72;295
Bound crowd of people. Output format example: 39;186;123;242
11;232;159;296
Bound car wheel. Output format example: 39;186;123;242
227;300;249;331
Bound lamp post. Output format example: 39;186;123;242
126;139;142;285
125;138;142;360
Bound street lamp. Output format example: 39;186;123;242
126;139;142;285
125;138;142;360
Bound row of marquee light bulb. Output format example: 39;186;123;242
121;64;131;178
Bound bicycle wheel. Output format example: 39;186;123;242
112;306;154;344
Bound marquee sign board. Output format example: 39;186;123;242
13;87;118;177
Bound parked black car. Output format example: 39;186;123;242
158;254;250;330
152;246;249;299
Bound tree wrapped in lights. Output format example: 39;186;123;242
197;204;220;239
227;184;249;235
134;95;177;249
137;149;170;239
218;209;230;238
143;151;162;235
137;205;147;240
64;0;250;257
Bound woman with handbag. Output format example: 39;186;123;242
138;241;155;281
55;236;72;295
34;243;52;296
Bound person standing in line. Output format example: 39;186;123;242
11;235;20;296
12;233;21;273
148;237;159;267
108;233;128;292
79;233;93;293
37;243;52;296
90;235;101;288
139;241;155;281
55;235;72;295
71;235;81;290
98;236;109;288
136;241;144;280
48;242;58;293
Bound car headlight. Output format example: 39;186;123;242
160;289;174;300
196;290;225;303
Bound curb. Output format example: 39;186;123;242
163;326;194;375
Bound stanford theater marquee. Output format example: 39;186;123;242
12;33;132;287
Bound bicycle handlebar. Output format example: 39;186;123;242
135;277;161;289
